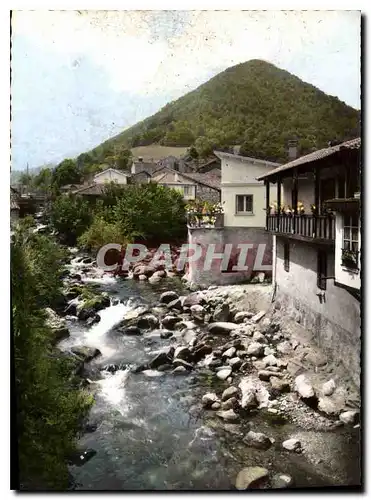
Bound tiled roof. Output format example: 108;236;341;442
257;137;361;181
214;150;280;168
72;184;109;195
183;172;221;190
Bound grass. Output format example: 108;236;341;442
131;145;188;161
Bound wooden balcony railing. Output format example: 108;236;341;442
267;214;335;241
187;212;224;229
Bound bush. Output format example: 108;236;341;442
78;216;130;251
11;223;93;490
49;194;92;245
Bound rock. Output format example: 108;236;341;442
228;357;243;370
222;347;236;359
276;341;292;355
271;473;294;489
222;386;239;401
183;292;205;307
305;350;328;367
247;342;264;357
148;352;172;369
131;363;148;373
263;354;278;367
235;467;269;490
160;291;179;304
244;430;272;450
208;322;238;335
282;438;302;452
322;379;336;397
216;409;239;421
202;392;219;408
174;346;192;362
161;315;182;330
238;378;258;409
252;332;267;344
167;298;183;310
122;325;142;335
157;364;172;372
103;363;119;373
173;358;193;371
137;314;159;330
148;274;161;284
213;303;230;322
294;374;315;400
153;269;166;278
318;397;341;417
64;302;78;317
216;367;232;380
264;346;275;356
221;397;238;410
339;410;359;425
172;366;188;375
251;311;266;323
160;330;173;339
138;274;148;281
270;377;290;393
193;344;212;362
258;370;281;381
234;311;254;323
190;304;205;322
71;346;101;362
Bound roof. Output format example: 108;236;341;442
94;168;129;178
257;137;361;181
185;172;221;190
72;184;108;195
214;150;280;168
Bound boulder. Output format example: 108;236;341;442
276;341;292;355
294;374;316;400
172;366;188;375
148;274;161;284
222;386;239;401
339;410;359;425
208;322;239;335
173;358;193;371
138;274;147;281
193;344;212;362
250;311;266;323
202;392;219;408
190;304;205;322
234;311;254;323
258;370;281;382
221;397;238;411
282;438;302;452
162;315;182;330
252;332;267;344
121;326;142;336
44;308;70;342
71;346;101;363
137;314;159;330
238;378;258;410
264;346;275;356
317;397;341;417
216;367;232;380
228;357;243;370
263;354;278;367
64;302;78;317
271;474;294;489
160;291;179;304
244;430;272;450
216;409;239;421
270;377;290;393
148;352;173;369
222;347;236;359
322;379;336;397
213;303;230;322
153;270;166;278
183;292;205;307
77;307;96;321
86;315;101;326
247;342;265;357
211;402;221;410
174;346;192;362
167;298;183;311
235;467;269;490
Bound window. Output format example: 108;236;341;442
236;195;253;214
283;242;290;272
342;214;359;270
183;185;192;196
317;250;327;290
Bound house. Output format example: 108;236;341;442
131;171;152;184
214;150;280;227
156;155;195;173
131;157;158;176
197;157;221;177
257;137;361;388
151;166;221;202
72;183;113;201
93;167;129;185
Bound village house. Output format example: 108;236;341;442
131;157;158;176
151;166;221;202
93;167;129;185
257;137;361;388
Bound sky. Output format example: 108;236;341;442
11;10;361;171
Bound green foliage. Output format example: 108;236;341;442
49;194;92;245
87;59;360;161
77;216;129;251
52;159;82;189
33;168;53;193
11;223;93;490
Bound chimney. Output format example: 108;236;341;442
288;139;299;160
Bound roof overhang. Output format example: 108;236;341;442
214;150;280;169
325;197;360;213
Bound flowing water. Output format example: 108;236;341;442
59;259;361;491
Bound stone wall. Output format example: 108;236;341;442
186;226;272;287
195;184;221;203
274;237;361;389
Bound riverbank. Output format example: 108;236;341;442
52;249;360;490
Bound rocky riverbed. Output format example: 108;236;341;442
48;248;361;490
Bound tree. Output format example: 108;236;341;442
52;159;82;189
33;168;52;194
49;194;92;245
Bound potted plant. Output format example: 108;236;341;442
297;201;305;215
341;249;358;270
310;204;317;215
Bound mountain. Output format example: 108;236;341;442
88;59;360;163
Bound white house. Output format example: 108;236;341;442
93;168;129;185
214;151;279;227
257;137;361;388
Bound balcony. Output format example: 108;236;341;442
267;214;335;243
187;212;224;229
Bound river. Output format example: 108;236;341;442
58;257;361;491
